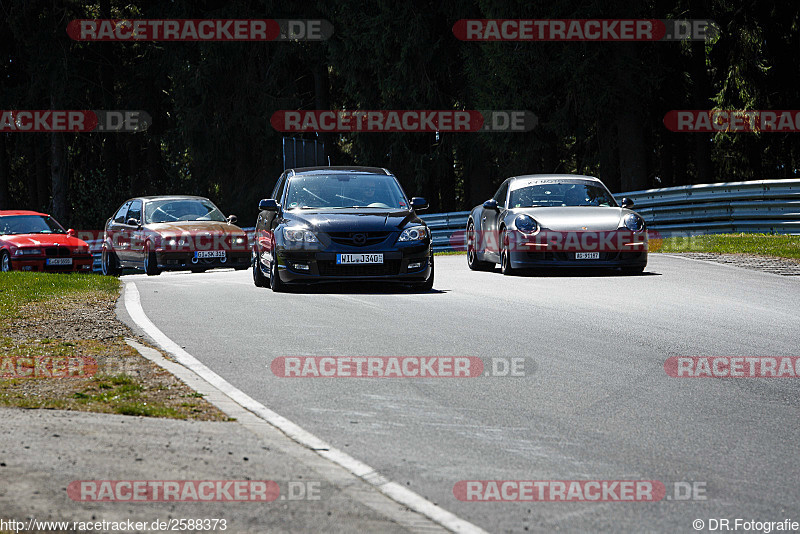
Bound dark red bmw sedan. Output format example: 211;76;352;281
0;211;94;273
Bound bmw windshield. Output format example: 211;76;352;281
0;215;66;235
283;174;409;210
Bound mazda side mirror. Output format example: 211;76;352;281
410;197;428;211
259;199;280;211
483;199;499;210
620;197;634;209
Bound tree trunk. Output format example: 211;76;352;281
617;109;647;192
35;138;49;210
50;131;68;221
0;134;10;209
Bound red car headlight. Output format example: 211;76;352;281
13;248;42;256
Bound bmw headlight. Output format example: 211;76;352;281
13;248;42;256
232;236;246;245
398;225;428;242
623;213;645;232
283;227;318;243
514;214;539;235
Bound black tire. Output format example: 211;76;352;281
269;250;288;292
467;222;494;271
144;242;161;276
253;248;268;287
500;228;515;276
412;255;434;291
101;247;121;276
622;265;646;275
1;250;11;272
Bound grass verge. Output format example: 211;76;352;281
0;272;229;421
653;233;800;259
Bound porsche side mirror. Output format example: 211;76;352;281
227;215;238;224
410;197;428;211
620;197;634;209
483;199;499;210
66;228;76;237
259;199;279;211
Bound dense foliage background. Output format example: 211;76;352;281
1;0;798;228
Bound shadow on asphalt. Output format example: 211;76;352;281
281;282;447;295
499;268;662;278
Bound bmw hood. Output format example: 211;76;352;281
286;210;421;232
3;234;89;248
514;207;627;232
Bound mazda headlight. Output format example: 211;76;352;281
14;248;42;256
514;214;539;235
283;228;318;243
398;225;428;242
623;213;645;232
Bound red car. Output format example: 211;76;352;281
0;210;94;273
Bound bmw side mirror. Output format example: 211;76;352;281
483;199;499;210
227;215;238;224
66;228;76;237
410;197;428;211
127;218;141;227
259;199;279;211
620;197;634;209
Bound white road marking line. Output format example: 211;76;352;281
124;281;487;534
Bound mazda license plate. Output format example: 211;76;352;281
336;254;383;264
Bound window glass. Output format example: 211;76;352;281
113;201;131;224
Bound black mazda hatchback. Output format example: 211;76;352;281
252;166;433;292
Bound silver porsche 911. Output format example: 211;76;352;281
466;174;648;274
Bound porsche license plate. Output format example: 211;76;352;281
337;253;383;264
46;258;72;265
195;250;226;259
575;252;600;260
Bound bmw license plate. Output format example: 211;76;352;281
337;253;383;264
194;250;226;259
46;258;72;265
575;252;600;259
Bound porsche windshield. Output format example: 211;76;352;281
283;174;408;210
509;182;617;208
145;199;226;223
0;215;66;235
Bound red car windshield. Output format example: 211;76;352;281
0;215;66;235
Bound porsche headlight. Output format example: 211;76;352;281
623;213;645;232
514;214;539;235
398;225;428;242
283;228;318;243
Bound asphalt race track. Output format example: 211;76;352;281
119;254;800;533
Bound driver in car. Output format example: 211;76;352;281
358;179;377;205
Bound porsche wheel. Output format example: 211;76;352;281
467;222;494;271
500;229;515;276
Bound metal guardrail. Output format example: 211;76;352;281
618;179;800;235
84;179;800;269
